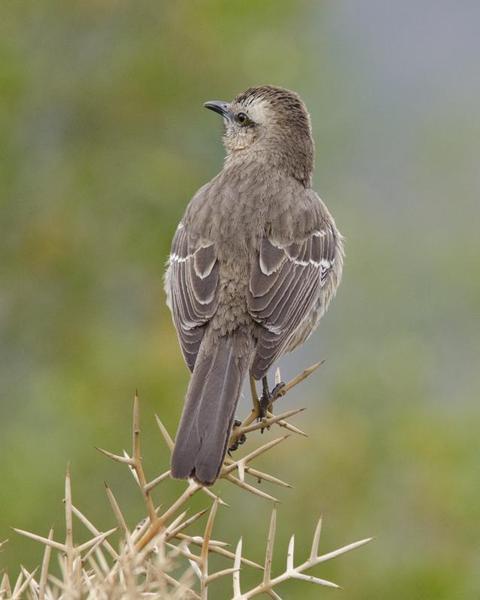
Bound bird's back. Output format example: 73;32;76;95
170;165;342;356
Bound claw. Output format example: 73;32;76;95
271;381;286;400
228;420;247;453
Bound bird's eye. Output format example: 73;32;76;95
236;112;249;125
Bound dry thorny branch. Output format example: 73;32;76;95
2;362;371;599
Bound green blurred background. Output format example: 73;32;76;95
1;1;480;597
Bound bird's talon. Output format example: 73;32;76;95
271;381;286;400
260;417;270;434
258;376;284;423
258;396;270;420
228;421;247;453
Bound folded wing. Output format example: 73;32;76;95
248;224;338;379
166;224;219;371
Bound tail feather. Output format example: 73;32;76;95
171;331;250;485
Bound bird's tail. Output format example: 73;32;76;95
171;330;251;485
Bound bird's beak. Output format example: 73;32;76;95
204;100;232;120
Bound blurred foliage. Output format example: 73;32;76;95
1;1;480;598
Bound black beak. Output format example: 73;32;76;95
204;100;231;119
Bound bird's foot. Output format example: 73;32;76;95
258;377;285;431
228;419;247;454
259;384;271;422
270;381;286;401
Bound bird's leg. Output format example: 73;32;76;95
259;377;273;420
259;375;286;420
249;374;261;414
227;377;261;452
228;372;287;449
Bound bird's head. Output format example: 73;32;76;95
204;85;314;186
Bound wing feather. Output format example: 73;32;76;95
166;224;219;371
248;223;338;379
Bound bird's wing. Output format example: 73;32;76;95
165;223;219;371
248;221;339;380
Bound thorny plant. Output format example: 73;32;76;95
1;362;371;599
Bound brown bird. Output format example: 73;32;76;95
165;86;344;485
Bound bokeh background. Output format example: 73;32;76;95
1;1;480;597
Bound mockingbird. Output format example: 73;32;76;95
165;86;344;485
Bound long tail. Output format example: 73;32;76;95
171;330;251;485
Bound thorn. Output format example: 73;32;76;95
167;508;209;540
263;506;277;585
144;469;171;493
286;534;295;571
200;499;219;573
292;572;339;588
273;360;325;401
200;485;229;507
233;538;243;597
275;368;281;386
155;414;175;452
228;435;290;469
314;537;373;565
224;474;279;503
205;566;239;584
104;483;130;536
64;463;74;578
95;447;134;465
240;466;292;489
13;528;67;553
310;516;322;561
76;528;117;553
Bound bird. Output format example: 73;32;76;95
164;85;344;485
